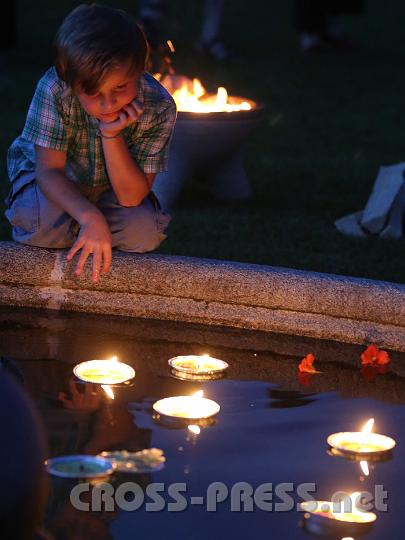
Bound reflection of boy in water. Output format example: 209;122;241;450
58;377;152;454
47;378;152;540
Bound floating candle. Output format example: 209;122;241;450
153;390;220;420
73;356;135;385
45;455;114;479
300;492;376;536
169;354;229;375
327;418;396;458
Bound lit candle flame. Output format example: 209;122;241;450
167;39;175;53
192;390;204;399
188;425;201;435
360;460;369;476
101;385;114;399
362;418;374;433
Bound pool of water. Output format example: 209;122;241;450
1;307;405;540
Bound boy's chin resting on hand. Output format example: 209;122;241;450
97;99;144;139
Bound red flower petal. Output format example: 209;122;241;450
298;353;317;373
376;350;390;365
361;344;390;366
361;344;378;365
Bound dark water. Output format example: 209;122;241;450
1;307;405;540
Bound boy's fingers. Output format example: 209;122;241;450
103;245;112;274
75;246;92;276
131;100;144;116
92;249;102;283
69;377;80;397
118;110;127;124
124;105;138;122
67;237;84;261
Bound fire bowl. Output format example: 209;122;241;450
153;102;265;209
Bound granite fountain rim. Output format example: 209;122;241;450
0;240;405;351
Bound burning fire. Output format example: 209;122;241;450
155;73;253;113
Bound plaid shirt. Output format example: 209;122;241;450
7;67;177;187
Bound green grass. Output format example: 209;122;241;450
2;0;405;282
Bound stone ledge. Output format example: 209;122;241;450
1;241;405;350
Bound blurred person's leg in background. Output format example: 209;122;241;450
293;0;365;53
138;0;234;62
196;0;234;61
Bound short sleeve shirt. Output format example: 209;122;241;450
7;67;177;187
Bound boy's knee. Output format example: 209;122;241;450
113;204;166;253
6;181;76;249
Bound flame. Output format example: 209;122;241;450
110;356;118;362
192;390;204;399
188;425;201;435
155;74;253;113
360;460;369;476
167;39;175;53
362;418;374;433
101;385;115;399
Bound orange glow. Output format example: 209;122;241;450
155;74;254;113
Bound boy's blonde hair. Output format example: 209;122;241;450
55;3;148;94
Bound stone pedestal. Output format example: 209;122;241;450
153;107;264;209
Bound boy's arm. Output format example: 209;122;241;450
35;146;112;282
101;134;154;207
99;97;176;207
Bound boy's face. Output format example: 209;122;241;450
75;59;140;122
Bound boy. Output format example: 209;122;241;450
5;3;176;283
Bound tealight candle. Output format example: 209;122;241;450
45;455;114;479
168;354;229;376
300;492;376;536
153;390;220;421
73;356;135;385
327;418;396;459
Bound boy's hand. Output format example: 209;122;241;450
66;212;112;283
99;99;144;138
